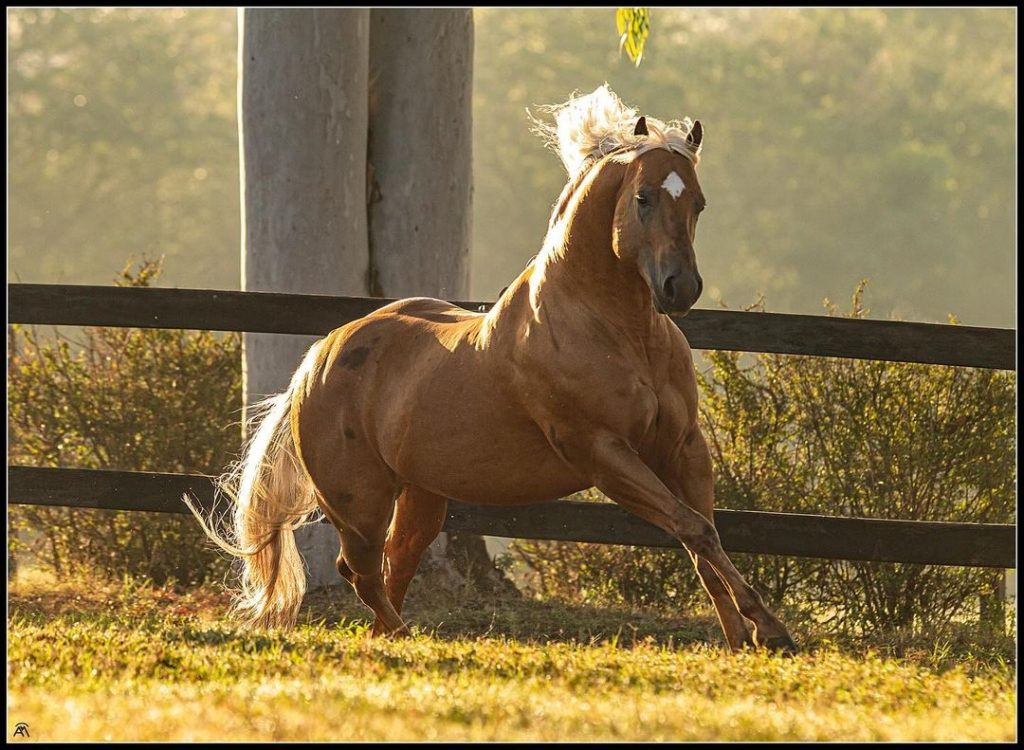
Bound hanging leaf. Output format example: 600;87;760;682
616;8;650;67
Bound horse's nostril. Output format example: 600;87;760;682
663;275;677;301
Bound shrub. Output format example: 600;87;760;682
9;259;241;585
513;283;1016;635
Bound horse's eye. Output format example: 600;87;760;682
636;193;649;206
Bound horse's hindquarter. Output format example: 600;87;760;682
323;298;587;506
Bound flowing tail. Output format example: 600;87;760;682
184;366;321;630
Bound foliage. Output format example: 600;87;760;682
7;571;1017;741
513;283;1016;635
7;8;239;290
616;8;650;66
7;10;1015;329
514;488;702;611
8;259;242;585
474;8;1014;328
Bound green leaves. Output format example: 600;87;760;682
514;282;1015;637
8;258;241;585
616;8;650;66
8;8;240;292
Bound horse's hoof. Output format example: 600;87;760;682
763;634;799;656
370;620;410;639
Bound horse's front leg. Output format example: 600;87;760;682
655;427;754;652
582;431;797;654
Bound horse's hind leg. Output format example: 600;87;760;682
306;452;408;637
339;520;408;637
381;485;449;624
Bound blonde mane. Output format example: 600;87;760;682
530;84;701;177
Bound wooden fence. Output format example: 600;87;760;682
7;283;1017;569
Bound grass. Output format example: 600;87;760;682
6;569;1017;742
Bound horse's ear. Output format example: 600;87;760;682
687;120;703;150
633;116;649;137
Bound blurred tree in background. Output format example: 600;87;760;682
473;8;1015;327
513;283;1016;634
8;260;240;585
8;8;1014;327
8;8;239;290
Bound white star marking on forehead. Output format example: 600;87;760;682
661;171;685;200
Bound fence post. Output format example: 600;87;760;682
979;570;1006;634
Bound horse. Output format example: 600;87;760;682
186;85;797;654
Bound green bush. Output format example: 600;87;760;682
8;259;241;585
10;269;1015;633
513;283;1016;635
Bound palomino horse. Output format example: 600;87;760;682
187;86;797;654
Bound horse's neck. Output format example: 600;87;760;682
531;166;656;338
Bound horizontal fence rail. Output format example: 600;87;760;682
8;283;1016;369
9;467;1016;569
8;284;1016;572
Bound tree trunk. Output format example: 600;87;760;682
367;9;472;299
240;8;370;589
366;9;466;577
979;570;1007;635
367;11;510;595
241;8;510;597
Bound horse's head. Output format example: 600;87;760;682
611;118;706;316
534;86;708;316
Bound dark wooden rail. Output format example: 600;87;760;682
9;283;1015;369
7;283;1017;571
9;467;1016;568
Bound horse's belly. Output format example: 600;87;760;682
423;443;588;507
383;385;588;506
340;303;589;505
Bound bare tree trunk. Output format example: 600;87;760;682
240;8;507;598
367;9;472;300
240;8;370;589
366;10;509;595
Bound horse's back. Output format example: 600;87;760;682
372;296;479;324
313;295;478;369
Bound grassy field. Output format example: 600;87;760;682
7;570;1017;742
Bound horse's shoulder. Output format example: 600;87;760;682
660;315;693;354
651;316;697;391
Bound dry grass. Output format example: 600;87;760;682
6;569;1017;742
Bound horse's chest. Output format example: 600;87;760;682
603;378;660;447
525;358;660;448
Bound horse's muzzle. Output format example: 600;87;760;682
655;271;702;315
